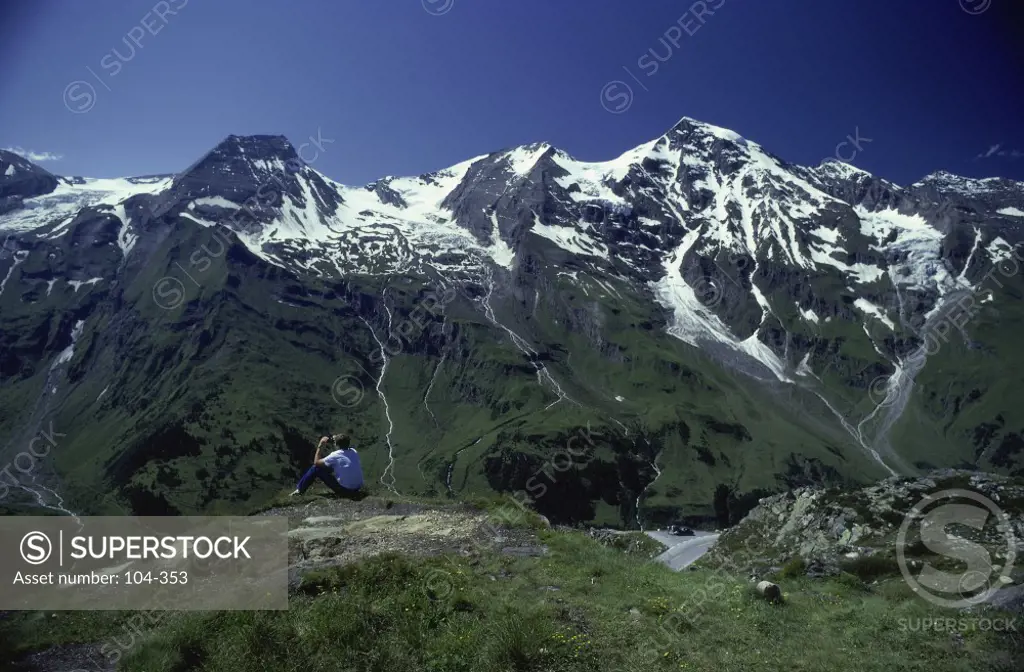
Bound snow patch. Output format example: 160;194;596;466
913;172;1013;196
0;249;28;297
192;196;240;209
504;144;550;177
0;176;172;235
857;207;951;292
486;210;516;269
997;206;1024;218
810;226;840;244
807;241;885;284
67;277;103;292
817;159;872;179
854;298;895;330
589;274;622;298
103;202;136;257
226;156;502;275
796;352;813;377
680;117;744;143
797;304;820;323
987;237;1017;264
549;140;664;205
652;228;792;383
52;320;85;368
529;212;608;260
862;324;887;357
959;227;982;284
178;212;217;227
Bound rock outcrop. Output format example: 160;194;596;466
701;470;1024;593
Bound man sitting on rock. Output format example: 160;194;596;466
290;433;365;498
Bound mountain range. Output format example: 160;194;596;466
2;116;1022;527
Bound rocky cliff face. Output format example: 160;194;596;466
0;150;59;201
702;471;1024;598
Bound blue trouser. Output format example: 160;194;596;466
296;465;359;497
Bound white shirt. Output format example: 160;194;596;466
322;448;363;489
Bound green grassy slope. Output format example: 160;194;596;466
2;526;1018;672
2;219;1016;525
891;270;1024;475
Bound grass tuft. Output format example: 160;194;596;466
777;557;807;579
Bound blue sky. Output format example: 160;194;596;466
1;0;1021;186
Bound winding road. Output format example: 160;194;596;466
646;530;720;570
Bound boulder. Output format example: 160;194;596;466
805;557;840;579
988;583;1024;614
756;580;783;603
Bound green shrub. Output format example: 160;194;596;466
836;571;869;591
840;554;900;581
778;557;806;579
606;532;666;558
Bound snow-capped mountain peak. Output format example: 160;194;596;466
2;118;1023;489
2;120;1021;336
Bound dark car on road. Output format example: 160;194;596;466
667;524;694;536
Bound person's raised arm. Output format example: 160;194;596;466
314;436;329;466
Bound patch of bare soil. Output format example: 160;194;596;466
258;496;546;589
11;642;113;672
